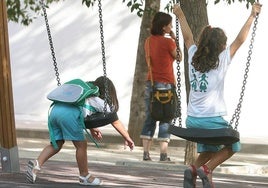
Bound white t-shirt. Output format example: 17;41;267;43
83;97;111;117
187;45;232;117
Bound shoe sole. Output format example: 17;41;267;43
26;160;36;183
79;178;103;186
184;168;195;188
197;168;211;188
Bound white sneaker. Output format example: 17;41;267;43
79;174;102;186
26;160;40;183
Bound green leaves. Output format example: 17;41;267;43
123;0;144;17
6;0;60;26
82;0;97;8
214;0;257;9
6;0;259;26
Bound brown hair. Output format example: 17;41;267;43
93;76;119;112
151;12;172;35
192;25;227;73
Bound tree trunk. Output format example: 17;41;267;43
180;0;209;165
0;0;20;172
128;0;160;146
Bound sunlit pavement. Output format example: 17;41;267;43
1;136;268;188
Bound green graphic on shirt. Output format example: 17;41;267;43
199;74;208;92
190;69;198;92
190;69;208;92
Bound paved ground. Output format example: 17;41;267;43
0;121;268;187
1;159;268;188
1;137;268;188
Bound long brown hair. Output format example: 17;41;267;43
93;76;119;112
192;25;227;73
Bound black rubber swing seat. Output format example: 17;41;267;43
168;125;240;145
84;112;119;129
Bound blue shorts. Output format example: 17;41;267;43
48;103;85;142
186;116;241;153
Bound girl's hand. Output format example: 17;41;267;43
124;138;135;151
170;30;176;40
90;128;103;141
251;2;262;17
173;4;181;16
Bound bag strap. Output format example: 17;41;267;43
145;37;154;87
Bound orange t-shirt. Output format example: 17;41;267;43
145;35;176;84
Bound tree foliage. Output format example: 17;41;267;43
6;0;60;25
7;0;258;26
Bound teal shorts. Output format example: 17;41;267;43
48;103;85;142
186;116;241;153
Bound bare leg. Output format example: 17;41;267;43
198;147;235;186
73;140;88;177
142;138;152;152
142;138;152;160
159;141;171;161
37;140;64;167
205;147;235;171
159;141;168;154
26;140;64;183
194;152;215;168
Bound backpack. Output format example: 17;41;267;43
47;78;99;106
47;78;100;149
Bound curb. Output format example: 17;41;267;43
115;160;268;177
16;129;268;154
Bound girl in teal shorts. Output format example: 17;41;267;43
26;77;135;186
173;2;261;188
186;116;241;153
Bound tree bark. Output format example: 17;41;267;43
0;0;20;172
128;0;160;146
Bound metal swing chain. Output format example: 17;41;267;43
98;0;110;113
173;15;182;127
40;0;61;86
229;14;259;130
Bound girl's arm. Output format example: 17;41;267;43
111;120;135;150
170;30;183;62
230;2;262;58
173;4;195;50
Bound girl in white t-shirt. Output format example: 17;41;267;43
173;3;262;188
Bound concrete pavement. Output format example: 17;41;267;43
0;120;268;187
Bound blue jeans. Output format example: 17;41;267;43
140;81;173;142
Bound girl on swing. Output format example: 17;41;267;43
26;76;134;186
173;2;262;188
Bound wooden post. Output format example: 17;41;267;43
0;0;20;173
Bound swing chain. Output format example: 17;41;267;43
173;16;182;127
229;14;259;130
40;0;61;86
98;0;110;113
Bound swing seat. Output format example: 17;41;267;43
168;125;240;145
84;112;118;129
